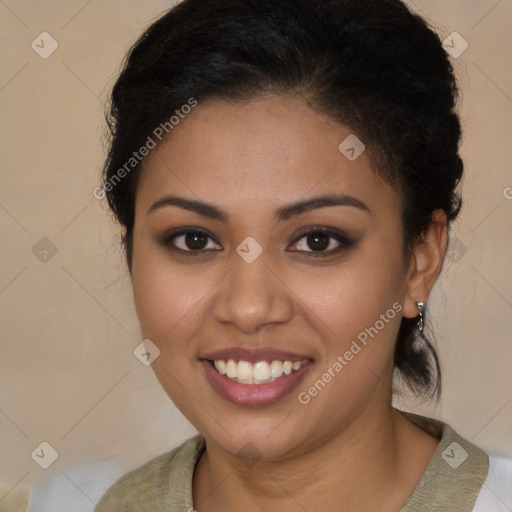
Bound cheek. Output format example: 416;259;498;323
291;250;404;339
288;249;406;409
290;264;404;411
130;241;214;412
131;237;212;351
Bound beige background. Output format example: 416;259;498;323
0;0;511;498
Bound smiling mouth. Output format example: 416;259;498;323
206;358;310;385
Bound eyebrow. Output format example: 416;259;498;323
147;193;371;222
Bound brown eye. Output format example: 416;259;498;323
289;228;353;256
305;232;331;251
164;228;222;253
181;232;208;250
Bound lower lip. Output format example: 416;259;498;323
201;360;313;407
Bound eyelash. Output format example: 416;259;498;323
161;226;354;258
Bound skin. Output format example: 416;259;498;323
130;94;448;511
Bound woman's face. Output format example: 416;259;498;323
131;95;420;459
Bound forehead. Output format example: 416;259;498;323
136;95;397;221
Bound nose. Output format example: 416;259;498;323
210;249;296;334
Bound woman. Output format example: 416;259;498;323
93;0;512;510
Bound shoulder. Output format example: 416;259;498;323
473;454;512;511
398;410;490;511
0;483;30;512
402;409;512;511
94;434;205;512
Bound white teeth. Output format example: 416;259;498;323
270;360;283;378
226;360;237;378
214;360;226;375
253;361;270;382
283;361;293;375
237;360;253;380
212;358;309;384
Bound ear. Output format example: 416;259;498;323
403;209;449;319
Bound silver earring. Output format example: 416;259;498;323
416;301;426;338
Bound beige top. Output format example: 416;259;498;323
93;410;489;511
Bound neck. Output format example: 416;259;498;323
192;403;440;512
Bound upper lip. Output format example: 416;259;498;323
200;346;313;363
